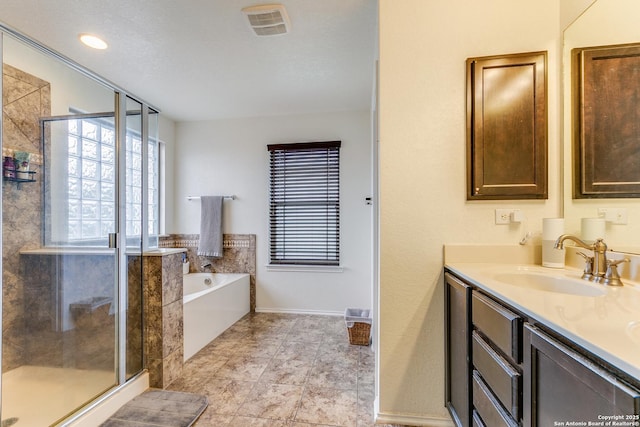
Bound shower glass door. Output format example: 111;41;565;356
1;32;124;426
122;96;145;381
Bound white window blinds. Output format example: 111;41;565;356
268;141;341;266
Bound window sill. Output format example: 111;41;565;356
266;264;344;273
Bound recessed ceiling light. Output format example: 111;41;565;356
79;33;108;50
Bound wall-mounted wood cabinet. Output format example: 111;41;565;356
573;43;640;198
466;51;547;200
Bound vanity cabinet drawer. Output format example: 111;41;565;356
472;371;519;427
472;291;521;363
472;331;521;419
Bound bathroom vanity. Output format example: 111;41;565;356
444;263;640;427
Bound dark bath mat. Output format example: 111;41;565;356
100;389;207;427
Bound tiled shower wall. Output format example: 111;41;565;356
2;64;50;372
160;234;256;312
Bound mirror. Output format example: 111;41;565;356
563;0;640;253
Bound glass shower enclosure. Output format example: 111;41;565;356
1;28;157;426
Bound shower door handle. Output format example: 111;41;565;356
108;233;119;249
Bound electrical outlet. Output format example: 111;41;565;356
495;209;521;225
598;208;628;225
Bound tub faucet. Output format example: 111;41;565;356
554;234;608;281
201;262;212;272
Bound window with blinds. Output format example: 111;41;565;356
268;141;341;266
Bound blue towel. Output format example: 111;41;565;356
197;196;224;258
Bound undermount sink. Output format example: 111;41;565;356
492;271;606;297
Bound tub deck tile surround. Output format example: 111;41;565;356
143;251;186;388
168;312;411;427
160;234;256;312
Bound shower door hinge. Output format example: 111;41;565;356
108;232;119;249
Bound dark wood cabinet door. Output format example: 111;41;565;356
466;51;547;200
573;43;640;198
445;273;472;427
523;324;640;426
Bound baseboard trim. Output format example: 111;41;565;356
255;307;343;317
374;397;455;427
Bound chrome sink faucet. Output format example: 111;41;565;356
554;235;608;281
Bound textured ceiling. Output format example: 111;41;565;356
0;0;378;122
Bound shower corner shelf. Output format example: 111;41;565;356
3;171;36;184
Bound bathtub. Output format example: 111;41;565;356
183;273;250;361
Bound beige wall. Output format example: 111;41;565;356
560;0;597;29
377;0;561;423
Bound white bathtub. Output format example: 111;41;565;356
183;273;250;361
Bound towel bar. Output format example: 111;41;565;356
187;195;236;200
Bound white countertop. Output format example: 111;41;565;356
445;262;640;382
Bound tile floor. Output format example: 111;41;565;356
167;312;410;427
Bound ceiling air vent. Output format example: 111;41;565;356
242;4;290;36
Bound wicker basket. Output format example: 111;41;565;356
347;321;371;346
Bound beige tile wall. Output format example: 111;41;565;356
160;234;256;312
2;64;50;372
